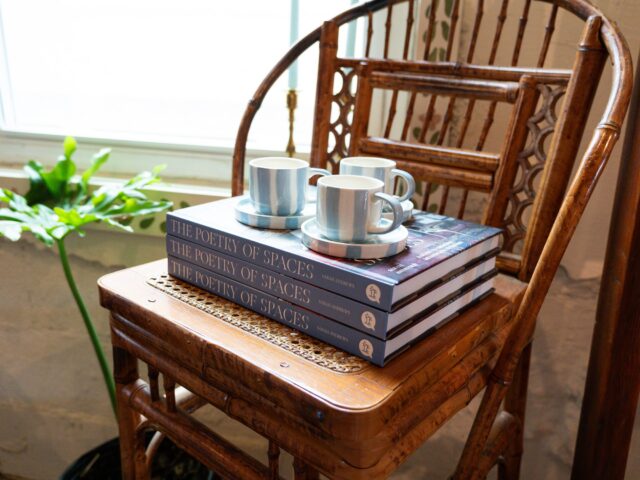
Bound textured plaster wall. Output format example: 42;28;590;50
0;232;164;478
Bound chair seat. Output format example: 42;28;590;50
99;259;526;479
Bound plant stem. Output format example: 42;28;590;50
56;238;117;416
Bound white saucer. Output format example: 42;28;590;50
234;196;315;230
382;199;414;223
300;219;408;259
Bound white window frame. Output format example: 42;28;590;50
0;1;412;228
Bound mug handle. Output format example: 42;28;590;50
391;169;416;202
369;192;403;234
308;167;331;181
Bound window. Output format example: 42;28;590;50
0;0;363;163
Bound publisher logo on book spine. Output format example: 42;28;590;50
361;311;376;331
358;339;374;358
365;284;381;304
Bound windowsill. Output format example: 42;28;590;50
0;130;311;184
0;130;312;237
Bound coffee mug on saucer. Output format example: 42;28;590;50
249;157;330;216
339;156;415;202
316;175;403;243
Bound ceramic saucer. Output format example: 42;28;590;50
234;196;315;230
300;218;408;259
382;199;414;223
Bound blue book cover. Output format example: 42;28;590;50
167;234;498;339
168;256;496;366
166;197;501;310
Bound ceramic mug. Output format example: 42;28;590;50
339;156;415;202
249;157;330;216
316;175;403;242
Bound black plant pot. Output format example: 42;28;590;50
60;435;216;480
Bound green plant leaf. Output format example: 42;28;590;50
0;221;22;241
63;136;77;159
0;195;62;246
52;154;76;183
80;148;110;193
439;47;446;61
54;207;99;227
428;48;438;61
24;160;52;205
40;137;79;201
1;137;172;244
0;208;31;223
50;223;74;240
152;164;167;176
104;218;134;233
39;171;63;199
40;155;76;200
1;188;28;212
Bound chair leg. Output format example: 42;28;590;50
500;342;532;480
113;345;145;480
293;457;320;480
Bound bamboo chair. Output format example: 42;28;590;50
227;0;632;478
97;1;632;478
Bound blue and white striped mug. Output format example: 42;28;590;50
339;156;415;202
316;175;403;243
249;157;331;216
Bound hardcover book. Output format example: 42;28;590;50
168;256;496;366
166;197;501;310
167;234;498;339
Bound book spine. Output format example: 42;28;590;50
167;235;391;338
167;256;387;366
166;214;395;310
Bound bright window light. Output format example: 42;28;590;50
0;1;361;152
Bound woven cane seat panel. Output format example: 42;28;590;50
147;274;368;373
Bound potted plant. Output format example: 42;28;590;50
0;137;212;478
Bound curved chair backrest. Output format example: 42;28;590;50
233;0;630;281
233;0;631;472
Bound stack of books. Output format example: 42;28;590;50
165;197;501;366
